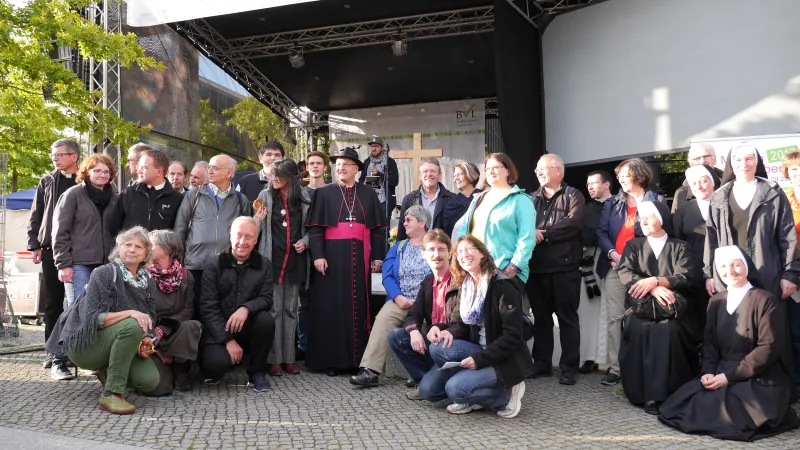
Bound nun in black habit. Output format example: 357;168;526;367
703;142;800;300
659;246;800;442
672;164;720;329
618;200;701;415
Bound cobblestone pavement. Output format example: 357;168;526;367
2;351;799;449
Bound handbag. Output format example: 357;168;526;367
625;288;688;321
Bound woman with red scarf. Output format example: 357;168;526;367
145;229;202;395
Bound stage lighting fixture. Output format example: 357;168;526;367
289;47;305;68
392;35;407;56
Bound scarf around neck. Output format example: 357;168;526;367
147;258;185;294
369;151;388;203
83;180;113;213
114;258;149;290
460;270;493;325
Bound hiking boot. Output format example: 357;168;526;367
99;394;136;415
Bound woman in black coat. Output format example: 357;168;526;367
659;245;800;441
618;201;700;415
704;142;800;300
423;234;534;419
672;164;719;328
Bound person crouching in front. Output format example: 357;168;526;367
422;235;535;418
45;226;160;415
198;216;276;392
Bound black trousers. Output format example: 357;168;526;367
199;310;275;379
42;248;65;343
527;269;581;373
189;269;203;321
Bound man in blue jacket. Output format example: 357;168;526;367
350;206;432;387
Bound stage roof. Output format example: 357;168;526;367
166;0;600;115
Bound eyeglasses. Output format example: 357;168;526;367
50;152;75;159
689;154;715;162
336;163;358;169
207;165;230;172
90;169;112;176
456;246;478;256
485;165;506;172
535;166;559;174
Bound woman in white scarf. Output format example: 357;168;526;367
423;235;534;419
659;245;800;441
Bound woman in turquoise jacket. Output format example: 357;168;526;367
454;153;536;285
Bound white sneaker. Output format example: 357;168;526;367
51;363;75;381
446;403;483;415
497;381;526;419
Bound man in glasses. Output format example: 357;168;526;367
671;142;722;212
27;138;79;371
304;147;387;376
174;154;253;316
528;154;587;386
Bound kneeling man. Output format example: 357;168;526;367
350;206;433;387
199;217;275;392
388;229;459;400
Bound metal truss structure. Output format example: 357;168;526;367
83;1;125;186
536;0;602;14
172;20;304;124
228;6;494;60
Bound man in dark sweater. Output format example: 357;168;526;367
671;142;722;212
527;154;587;386
199;217;275;392
237;141;284;202
27;138;79;376
107;148;183;235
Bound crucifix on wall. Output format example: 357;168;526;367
392;133;443;173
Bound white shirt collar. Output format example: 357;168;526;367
209;182;233;197
60;171;74;178
732;178;758;209
148;181;166;191
647;233;669;259
726;283;753;314
695;198;711;222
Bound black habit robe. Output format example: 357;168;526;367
659;288;800;441
672;199;712;327
305;182;387;371
618;236;701;405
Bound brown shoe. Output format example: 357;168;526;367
268;364;283;377
284;363;301;375
99;394;136;415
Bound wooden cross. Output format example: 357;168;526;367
391;133;443;173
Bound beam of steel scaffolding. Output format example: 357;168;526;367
228;6;494;60
173;19;304;124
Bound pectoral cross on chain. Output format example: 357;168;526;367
345;214;356;227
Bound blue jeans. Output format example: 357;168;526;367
65;264;100;306
388;328;435;381
426;339;510;411
786;298;800;390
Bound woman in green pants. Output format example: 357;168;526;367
47;226;159;414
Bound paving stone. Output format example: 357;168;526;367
2;351;800;448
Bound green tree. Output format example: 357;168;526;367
222;96;298;160
0;0;162;191
199;99;236;161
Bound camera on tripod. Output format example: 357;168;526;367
581;253;601;299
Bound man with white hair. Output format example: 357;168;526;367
189;161;208;189
174;155;253;315
527;153;587;386
199;216;275;392
672;142;722;213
